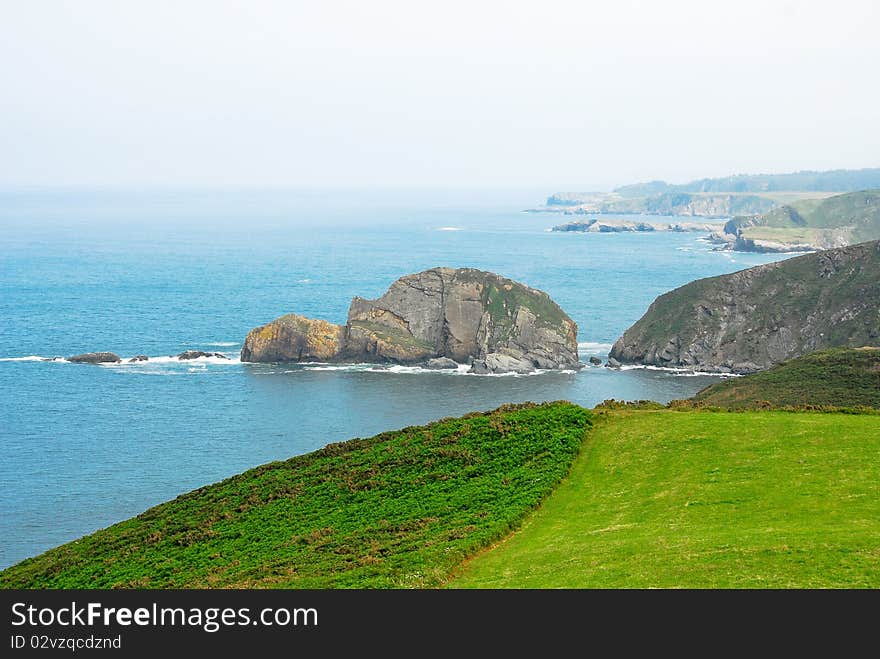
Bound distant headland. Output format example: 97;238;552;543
529;168;880;219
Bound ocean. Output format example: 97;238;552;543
0;188;791;568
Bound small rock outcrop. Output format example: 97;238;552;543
129;355;149;362
609;240;880;373
425;357;459;370
68;352;121;364
240;315;343;363
177;350;230;360
471;352;535;374
241;268;581;374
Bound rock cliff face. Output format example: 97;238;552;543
241;268;580;373
609;241;880;373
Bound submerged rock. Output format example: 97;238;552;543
606;357;622;368
241;268;581;374
129;355;149;362
68;352;121;364
589;356;602;365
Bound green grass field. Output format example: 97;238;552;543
451;410;880;588
739;226;829;244
6;399;879;589
735;189;880;247
0;402;591;589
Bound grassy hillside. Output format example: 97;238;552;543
0;402;591;589
452;410;880;588
731;190;880;248
615;168;880;196
690;347;880;410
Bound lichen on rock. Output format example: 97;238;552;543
241;314;344;363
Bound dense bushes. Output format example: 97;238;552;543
0;401;591;589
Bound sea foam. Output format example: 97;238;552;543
616;364;738;378
577;341;613;352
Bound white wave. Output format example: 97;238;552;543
300;364;372;372
297;278;312;284
616;364;739;377
204;341;239;347
300;362;470;375
437;226;462;231
3;352;577;378
295;361;572;377
102;354;241;367
577;341;613;352
1;352;241;366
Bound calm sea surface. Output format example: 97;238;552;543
0;188;790;567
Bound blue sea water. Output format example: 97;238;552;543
0;188;791;568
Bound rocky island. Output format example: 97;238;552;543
609;240;880;373
241;268;581;374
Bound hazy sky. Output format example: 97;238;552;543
1;1;878;189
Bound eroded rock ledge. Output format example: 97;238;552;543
241;268;581;374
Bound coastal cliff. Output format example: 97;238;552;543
609;241;880;373
542;169;880;218
715;190;880;253
241;268;581;374
543;192;776;218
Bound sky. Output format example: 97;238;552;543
1;0;878;190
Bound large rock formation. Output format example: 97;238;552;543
609;241;880;374
241;268;581;374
